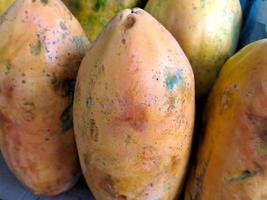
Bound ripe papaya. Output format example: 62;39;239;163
0;0;89;195
74;8;195;200
145;0;242;98
185;39;267;199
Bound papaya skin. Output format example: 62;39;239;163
74;8;195;200
185;39;267;200
62;0;145;41
145;0;242;98
0;0;89;196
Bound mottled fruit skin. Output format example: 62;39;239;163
145;0;242;98
62;0;145;41
74;8;195;200
185;39;267;200
0;0;89;196
0;0;14;14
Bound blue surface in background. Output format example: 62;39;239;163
240;0;267;47
0;153;95;200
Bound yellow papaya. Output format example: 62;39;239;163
145;0;242;98
185;39;267;199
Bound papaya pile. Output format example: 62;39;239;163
0;0;266;200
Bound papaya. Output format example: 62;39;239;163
62;0;146;41
185;39;267;199
0;0;89;195
145;0;242;98
0;0;14;14
74;8;195;200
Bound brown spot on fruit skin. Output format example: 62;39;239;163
99;174;117;198
90;119;99;142
124;15;136;30
2;80;16;101
0;111;12;125
117;94;147;132
246;112;267;144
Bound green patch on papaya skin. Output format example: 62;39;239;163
40;0;49;5
189;158;210;200
256;142;267;156
124;135;132;145
30;38;42;55
226;168;262;184
93;0;107;11
4;62;11;75
164;68;184;91
72;36;89;56
50;77;76;132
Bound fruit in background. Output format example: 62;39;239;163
74;8;195;199
185;39;267;200
0;0;14;14
62;0;146;41
146;0;242;98
0;0;89;196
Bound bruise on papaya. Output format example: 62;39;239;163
189;159;210;200
29;37;42;55
123;15;136;30
226;168;262;184
89;118;98;142
99;174;127;199
117;92;148;132
51;77;76;132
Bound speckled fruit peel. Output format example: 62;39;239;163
145;0;242;98
185;39;267;200
74;8;195;200
0;0;89;196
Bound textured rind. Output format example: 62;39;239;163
145;0;242;98
185;39;267;200
74;8;195;200
62;0;145;41
0;0;89;196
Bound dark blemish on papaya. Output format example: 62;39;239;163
226;168;262;183
124;16;136;30
86;97;92;108
246;113;267;143
22;80;26;84
189;159;209;200
100;174;123;198
60;21;68;31
40;0;49;5
4;62;11;75
0;111;12;126
121;38;126;44
90;119;99;142
124;135;132;144
93;0;107;11
60;105;73;132
118;195;127;200
164;69;184;91
30;38;42;55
